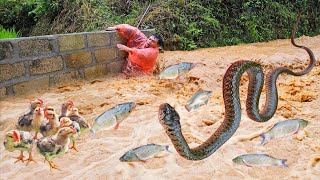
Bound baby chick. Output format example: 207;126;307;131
58;100;74;121
68;107;90;133
37;126;76;171
3;130;35;165
60;117;81;152
16;99;43;132
40;110;60;137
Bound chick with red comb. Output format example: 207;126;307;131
3;130;35;165
37;126;77;171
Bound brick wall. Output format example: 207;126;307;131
0;30;154;99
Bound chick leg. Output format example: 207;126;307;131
33;132;38;140
13;151;24;163
26;152;36;166
70;140;78;152
47;160;61;171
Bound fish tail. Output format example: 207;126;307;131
191;63;198;69
281;159;288;167
260;134;268;145
185;104;192;112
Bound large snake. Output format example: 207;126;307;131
158;14;316;160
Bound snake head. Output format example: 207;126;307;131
158;103;181;130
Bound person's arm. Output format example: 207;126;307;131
105;26;118;31
117;44;134;52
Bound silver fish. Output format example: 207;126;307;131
158;62;197;79
120;144;170;162
90;102;136;134
185;90;212;112
260;119;308;145
232;154;288;167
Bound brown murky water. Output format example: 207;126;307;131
1;35;319;179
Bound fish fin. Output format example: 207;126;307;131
185;104;192;112
194;104;200;110
281;159;288;167
205;99;209;105
242;160;254;167
114;123;120;130
90;128;95;135
90;129;95;139
114;119;124;130
294;123;301;134
164;145;172;153
260;134;268;145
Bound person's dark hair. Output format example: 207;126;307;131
151;34;164;49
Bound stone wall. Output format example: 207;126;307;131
0;30;154;99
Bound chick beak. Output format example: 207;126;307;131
38;107;42;115
44;110;49;118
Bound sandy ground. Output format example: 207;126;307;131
0;35;320;180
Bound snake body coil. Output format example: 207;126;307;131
158;14;316;160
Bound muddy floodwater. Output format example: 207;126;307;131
1;35;320;179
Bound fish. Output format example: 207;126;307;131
90;102;136;134
119;144;171;162
232;154;288;167
158;62;197;79
185;90;212;112
260;118;309;145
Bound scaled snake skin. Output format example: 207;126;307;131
158;14;316;160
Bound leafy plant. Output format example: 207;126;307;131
1;0;319;50
0;26;21;39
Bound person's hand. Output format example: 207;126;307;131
105;26;117;31
116;44;132;52
117;44;127;51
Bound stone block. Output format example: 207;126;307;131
84;64;108;80
58;34;85;52
0;41;13;60
18;39;53;57
112;33;127;45
0;62;25;82
87;32;111;47
0;87;6;99
95;48;117;63
29;56;63;75
119;50;128;58
13;77;49;95
51;71;81;86
107;60;124;74
64;52;92;68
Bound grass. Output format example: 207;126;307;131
0;26;21;39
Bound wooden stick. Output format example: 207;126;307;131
136;3;151;28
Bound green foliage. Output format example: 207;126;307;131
142;0;320;50
1;0;319;50
0;0;37;36
0;25;21;39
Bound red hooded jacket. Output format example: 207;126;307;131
115;24;159;75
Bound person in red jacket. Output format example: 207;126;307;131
106;24;164;76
